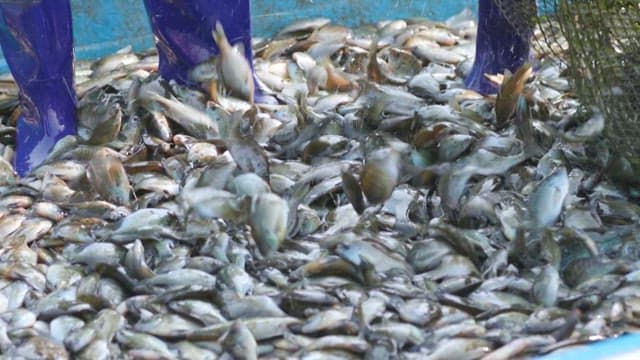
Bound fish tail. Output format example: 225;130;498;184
212;21;230;52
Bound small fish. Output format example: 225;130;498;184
426;337;491;360
514;94;544;158
124;239;154;280
562;108;605;143
482;335;555;360
412;44;465;64
212;22;255;104
142;91;219;139
527;167;569;229
341;165;366;214
140;268;217;290
249;193;289;256
367;37;384;83
91;47;140;76
532;264;560;307
77;98;122;145
134;313;202;337
360;147;402;206
0;157;16;185
222;295;287;319
115;330;175;359
369;322;425;349
222;321;258;360
169;299;227;325
227;119;270;179
494;63;532;129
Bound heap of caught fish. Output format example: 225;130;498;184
0;9;638;360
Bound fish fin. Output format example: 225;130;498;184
212;21;230;51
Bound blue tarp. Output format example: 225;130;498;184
538;333;640;360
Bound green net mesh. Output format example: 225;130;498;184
495;0;640;175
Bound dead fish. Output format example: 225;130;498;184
341;166;366;214
0;157;17;185
41;173;76;202
391;298;442;326
4;217;53;246
106;208;182;243
67;242;125;267
514;95;544;158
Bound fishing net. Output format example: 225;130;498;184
495;0;640;180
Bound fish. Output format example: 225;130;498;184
0;9;632;360
494;64;532;130
87;147;132;206
141;90;220;139
249;193;289;256
527;167;569;229
212;22;255;104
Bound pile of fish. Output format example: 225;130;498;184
0;9;639;359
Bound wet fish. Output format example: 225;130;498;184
495;64;532;129
527;167;569;229
87;147;132;206
213;22;255;104
249;193;289;256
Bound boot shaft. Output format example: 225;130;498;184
465;0;534;94
0;0;74;85
143;0;253;86
0;0;76;176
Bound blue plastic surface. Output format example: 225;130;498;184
0;0;477;73
537;333;640;360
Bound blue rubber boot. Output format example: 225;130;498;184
143;0;274;103
0;0;77;177
465;0;534;95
